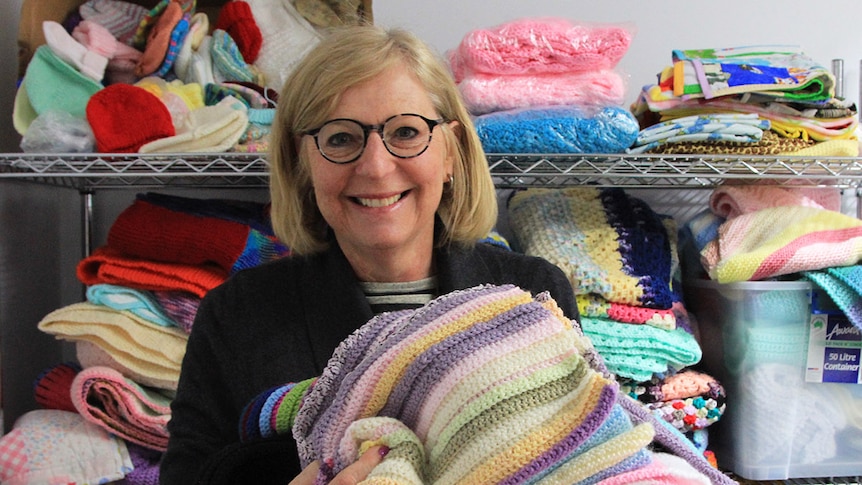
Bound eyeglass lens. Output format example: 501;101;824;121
315;114;436;163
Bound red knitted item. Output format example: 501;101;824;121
33;362;80;412
215;1;262;63
86;84;175;153
77;246;227;298
107;198;250;273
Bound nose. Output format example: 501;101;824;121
354;130;397;177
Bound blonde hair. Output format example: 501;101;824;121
269;25;497;255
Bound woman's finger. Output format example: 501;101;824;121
328;445;390;485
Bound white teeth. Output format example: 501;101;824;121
357;194;402;207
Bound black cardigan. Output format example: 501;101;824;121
159;241;577;484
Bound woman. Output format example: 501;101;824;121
160;25;577;484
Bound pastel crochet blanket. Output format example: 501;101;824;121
238;284;731;484
474;105;639;154
457;69;626;115
448;17;633;81
508;187;678;309
700;206;862;282
580;316;703;382
690;184;862;283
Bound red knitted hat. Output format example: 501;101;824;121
215;1;263;63
86;84;175;153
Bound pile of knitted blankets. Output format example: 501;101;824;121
238;284;732;484
449;17;639;154
629;45;858;157
505;186;730;455
1;193;290;484
507;187;702;381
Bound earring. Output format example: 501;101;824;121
447;174;454;184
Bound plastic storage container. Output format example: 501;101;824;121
685;279;862;481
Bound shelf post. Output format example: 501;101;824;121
81;190;94;259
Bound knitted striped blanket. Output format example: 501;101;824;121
700;205;862;283
239;285;732;484
508;187;678;310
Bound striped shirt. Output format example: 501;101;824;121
359;276;438;315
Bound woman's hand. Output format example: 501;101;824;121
289;445;390;485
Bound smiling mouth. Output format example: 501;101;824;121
355;192;405;208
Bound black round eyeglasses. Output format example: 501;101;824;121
303;113;447;164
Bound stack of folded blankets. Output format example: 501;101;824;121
679;184;862;466
238;284;734;485
506;186;727;457
0;192;289;485
628;45;859;156
448;17;640;154
14;0;372;154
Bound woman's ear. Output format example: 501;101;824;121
443;120;461;178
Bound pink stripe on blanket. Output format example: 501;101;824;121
751;227;862;280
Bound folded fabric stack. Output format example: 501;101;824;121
449;17;639;154
237;284;732;485
3;193;290;484
681;184;862;284
507;186;730;455
629;45;859;156
507;186;703;379
621;369;726;464
14;0;371;154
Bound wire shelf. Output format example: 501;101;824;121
2;153;862;189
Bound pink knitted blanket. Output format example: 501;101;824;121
709;184;841;219
458;69;626;115
448;17;633;81
71;366;172;451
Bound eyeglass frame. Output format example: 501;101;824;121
303;113;448;164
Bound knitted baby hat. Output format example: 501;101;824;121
215;1;263;63
43;20;108;82
247;0;322;90
86;83;175;153
139;95;249;153
211;29;263;84
79;0;149;45
72;19;142;61
135;0;185;77
23;45;103;120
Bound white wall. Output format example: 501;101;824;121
374;0;862;109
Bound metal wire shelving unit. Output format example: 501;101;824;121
2;152;862;485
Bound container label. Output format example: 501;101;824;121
806;313;862;384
